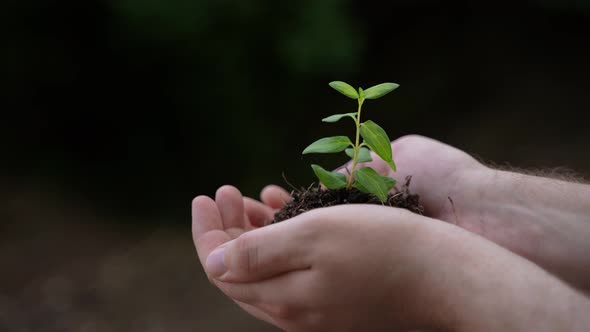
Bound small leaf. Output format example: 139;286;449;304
360;120;396;171
329;81;359;99
354;173;396;196
303;136;353;154
381;176;397;189
354;167;394;202
311;164;348;189
345;147;373;163
364;82;399;100
358;87;366;100
322;112;357;123
353;181;369;193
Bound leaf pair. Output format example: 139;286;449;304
311;165;396;202
329;81;399;100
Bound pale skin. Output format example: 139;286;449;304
340;135;590;293
191;135;590;331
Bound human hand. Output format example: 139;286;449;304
350;135;590;292
333;135;486;222
245;135;495;247
191;185;292;325
195;187;452;331
193;186;590;332
250;135;590;292
246;135;487;225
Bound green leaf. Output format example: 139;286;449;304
303;136;353;154
353;181;369;193
311;164;348;189
354;173;396;196
358;87;366;100
329;81;359;99
345;147;373;163
322;112;357;123
354;167;395;202
360;120;396;171
381;176;397;189
364;83;399;100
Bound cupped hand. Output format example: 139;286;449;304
192;185;290;326
194;185;590;332
195;186;455;331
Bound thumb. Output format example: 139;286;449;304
205;219;312;283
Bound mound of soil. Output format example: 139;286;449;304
273;176;424;223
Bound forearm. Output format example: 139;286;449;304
478;168;590;292
419;221;590;332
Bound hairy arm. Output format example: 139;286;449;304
335;135;590;294
423;219;590;332
470;169;590;293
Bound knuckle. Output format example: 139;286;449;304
233;233;260;274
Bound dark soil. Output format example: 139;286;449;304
273;176;424;223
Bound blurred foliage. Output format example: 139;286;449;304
3;0;590;224
109;0;363;74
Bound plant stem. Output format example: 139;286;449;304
347;98;364;189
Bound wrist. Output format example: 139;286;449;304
419;221;590;332
457;167;547;258
477;167;590;226
474;168;590;291
382;217;474;331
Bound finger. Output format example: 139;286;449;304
205;220;312;282
243;197;274;227
234;300;278;327
260;185;292;209
215;270;311;305
192;196;232;268
216;185;248;230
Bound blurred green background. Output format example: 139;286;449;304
2;0;590;331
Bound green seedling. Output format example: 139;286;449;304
302;81;399;202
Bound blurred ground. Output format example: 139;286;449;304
0;186;278;332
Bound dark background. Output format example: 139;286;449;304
2;1;590;331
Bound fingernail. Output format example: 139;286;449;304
206;247;227;277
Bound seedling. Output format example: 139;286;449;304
302;81;399;202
